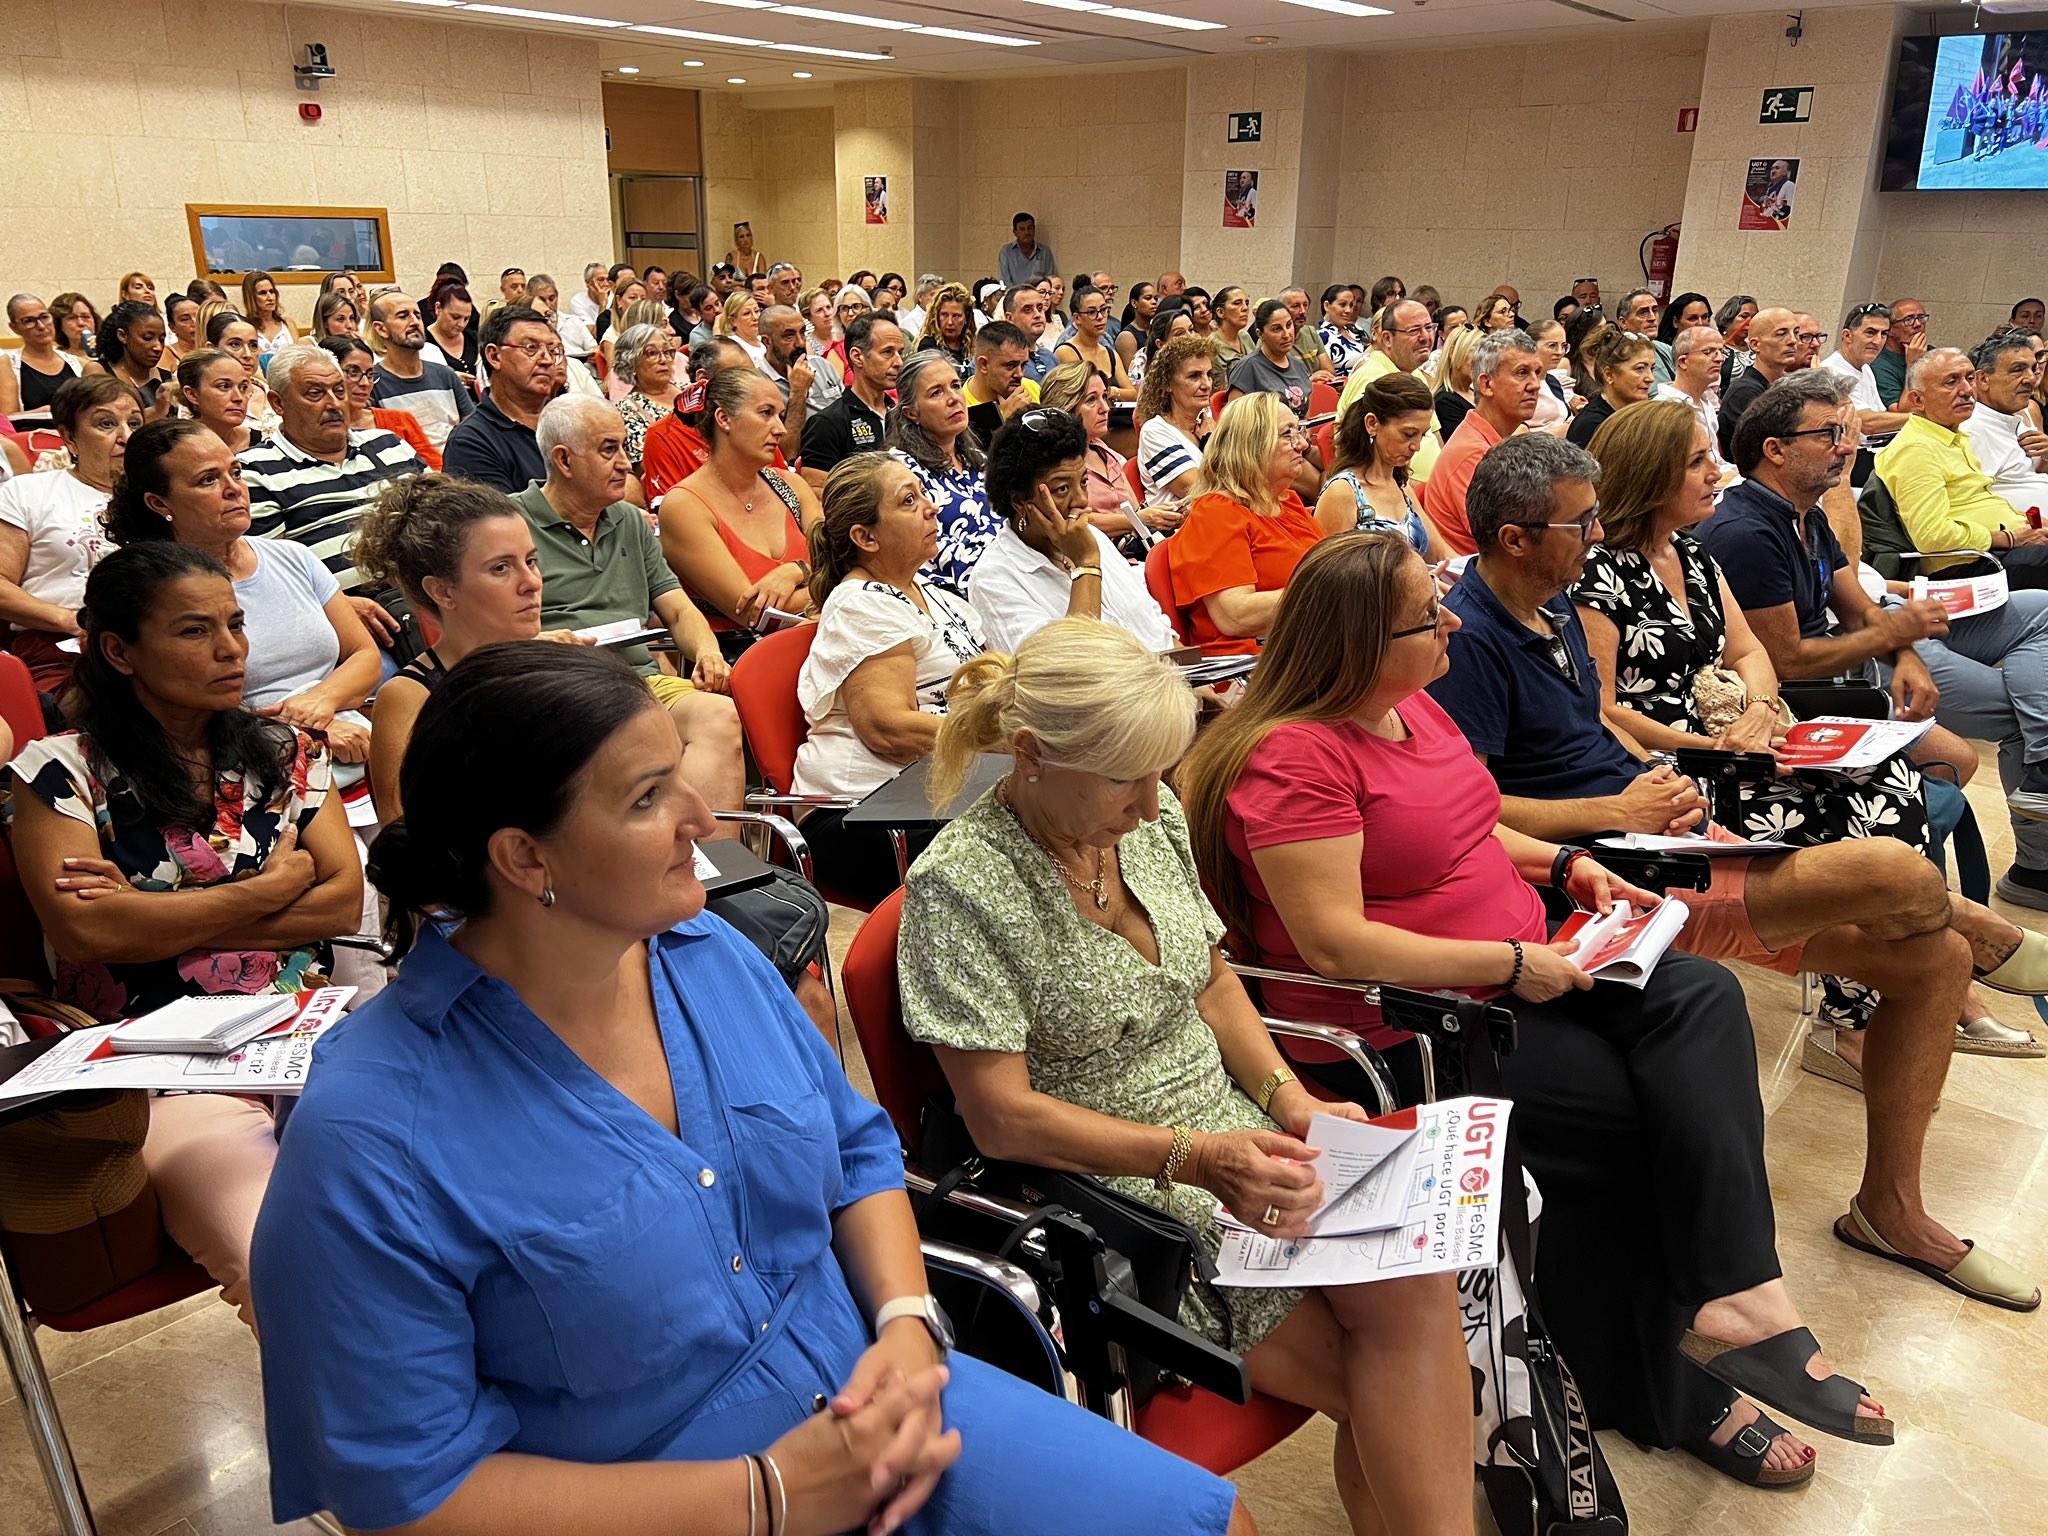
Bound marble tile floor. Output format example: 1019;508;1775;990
2;775;2045;1534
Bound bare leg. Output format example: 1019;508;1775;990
1910;725;1980;785
1743;843;1974;1269
793;971;839;1051
1249;1275;1474;1536
666;690;745;836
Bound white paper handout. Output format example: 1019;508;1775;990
1775;717;1934;772
1555;898;1691;988
1911;567;2007;620
575;618;668;649
0;987;354;1106
1597;832;1795;857
1215;1097;1512;1286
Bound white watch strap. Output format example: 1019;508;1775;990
874;1295;934;1332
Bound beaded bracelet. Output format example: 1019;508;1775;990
1505;938;1526;991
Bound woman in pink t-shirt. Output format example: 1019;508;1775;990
1179;532;1893;1491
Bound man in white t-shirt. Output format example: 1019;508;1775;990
1961;331;2048;522
567;262;607;328
1654;325;1736;480
1820;303;1911;447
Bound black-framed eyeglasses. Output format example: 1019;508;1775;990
1778;422;1851;448
1795;330;1826;344
1893;311;1929;326
1390;604;1445;640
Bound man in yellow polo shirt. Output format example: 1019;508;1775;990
962;319;1039;443
1337;299;1443;487
1875;346;2048;589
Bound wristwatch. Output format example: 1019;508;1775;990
875;1294;955;1360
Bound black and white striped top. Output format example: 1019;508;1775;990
239;428;420;593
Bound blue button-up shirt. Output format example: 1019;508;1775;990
252;917;902;1530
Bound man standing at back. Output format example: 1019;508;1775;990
1715;306;1800;464
1424;327;1546;556
998;212;1056;289
368;291;473;453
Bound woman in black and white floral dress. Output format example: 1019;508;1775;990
1571;399;2039;1066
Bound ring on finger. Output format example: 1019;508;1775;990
1261;1204;1280;1226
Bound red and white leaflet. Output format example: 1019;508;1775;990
1776;716;1934;772
1215;1097;1512;1285
1554;898;1691;989
1911;567;2007;619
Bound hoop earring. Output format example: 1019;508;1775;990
539;887;556;908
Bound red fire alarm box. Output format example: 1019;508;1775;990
299;102;322;123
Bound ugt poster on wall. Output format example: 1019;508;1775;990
1739;157;1798;229
864;176;889;224
1224;169;1258;228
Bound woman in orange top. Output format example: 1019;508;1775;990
322;337;440;470
1166;392;1325;656
659;366;821;645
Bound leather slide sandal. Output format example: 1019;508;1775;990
1679;1326;1894;1446
1679;1400;1815;1489
1834;1197;2041;1314
1977;929;2048;997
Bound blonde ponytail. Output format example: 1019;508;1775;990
929;651;1019;810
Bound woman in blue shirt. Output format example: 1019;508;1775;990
250;642;1249;1536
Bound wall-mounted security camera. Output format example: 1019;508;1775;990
294;42;336;91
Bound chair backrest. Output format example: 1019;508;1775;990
1210;389;1229;420
1143;537;1201;643
1857;474;1917;580
841;887;950;1153
1313;420;1336;469
1308;379;1339;418
0;652;46;752
728;621;819;795
1122;455;1145;507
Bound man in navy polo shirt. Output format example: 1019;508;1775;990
442;305;555;495
1430;433;2046;1312
1700;368;2048;914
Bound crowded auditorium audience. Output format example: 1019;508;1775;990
8;231;2048;1536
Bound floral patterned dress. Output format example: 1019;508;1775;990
1571;533;1928;1028
900;786;1302;1350
3;729;332;1021
894;448;998;596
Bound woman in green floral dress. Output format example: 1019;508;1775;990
899;617;1475;1536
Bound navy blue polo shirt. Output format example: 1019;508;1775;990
440;391;548;496
1695;477;1845;639
1427;562;1642;801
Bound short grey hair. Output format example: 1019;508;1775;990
265;343;341;400
1972;332;2035;373
1906;346;1969;394
1472;327;1540;381
917;273;945;297
582;262;606;283
768;262;799;280
1280;286;1309;303
760;304;800;331
1466;434;1601;551
1672;325;1722;361
1729;368;1854;475
536;393;625;463
610;323;663;387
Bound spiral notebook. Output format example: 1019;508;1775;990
108;994;303;1055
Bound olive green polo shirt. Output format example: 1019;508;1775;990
511;482;679;674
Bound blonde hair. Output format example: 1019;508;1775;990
916;283;977;355
1035;360;1100;415
1431;324;1479;393
1195;391;1289;516
930;619;1197;810
715;289;756;337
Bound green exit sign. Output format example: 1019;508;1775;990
1760;86;1813;124
1227;111;1262;143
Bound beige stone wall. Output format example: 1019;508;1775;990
1180;52;1315;298
0;0;613;326
1675;7;1901;325
953;69;1185;292
834;81;917;281
704;94;838;288
1873;191;2045;349
1333;29;1706;312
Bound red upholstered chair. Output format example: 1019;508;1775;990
1210;389;1229;420
1121;455;1145;507
1313;420;1336;469
1143;539;1204;649
841;890;1313;1474
1308;379;1340;419
0;651;43;752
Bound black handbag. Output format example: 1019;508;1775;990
917;1094;1231;1404
1478;1129;1629;1536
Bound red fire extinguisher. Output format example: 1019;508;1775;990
1641;224;1680;303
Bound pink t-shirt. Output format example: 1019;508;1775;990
1223;692;1546;1047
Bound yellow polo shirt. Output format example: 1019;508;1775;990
1873;413;2021;572
1334;350;1442;485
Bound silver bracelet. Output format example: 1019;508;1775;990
743;1455;758;1536
762;1451;788;1536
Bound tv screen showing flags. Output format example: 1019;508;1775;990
1884;31;2048;191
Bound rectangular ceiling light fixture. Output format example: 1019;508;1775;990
1278;0;1391;13
914;25;1041;43
629;22;768;42
464;4;626;23
1015;0;1224;30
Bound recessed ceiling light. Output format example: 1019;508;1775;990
728;76;747;83
915;25;1040;45
1245;33;1277;44
1279;0;1390;14
684;59;705;66
615;64;640;73
465;4;625;25
792;70;813;77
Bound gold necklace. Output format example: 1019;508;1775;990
999;777;1110;911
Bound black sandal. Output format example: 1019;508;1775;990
1679;1400;1814;1489
1680;1326;1894;1445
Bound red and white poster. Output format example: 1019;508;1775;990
1223;169;1258;228
1776;717;1934;771
1739;156;1799;229
863;175;888;224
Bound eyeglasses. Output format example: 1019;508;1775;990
1076;306;1109;320
1389;322;1437;341
1517;508;1601;539
14;312;53;327
1277;425;1312;446
1018;406;1075;433
1795;331;1826;344
1778;421;1853;448
1390;605;1445;640
340;364;375;382
502;340;566;361
1893;312;1929;326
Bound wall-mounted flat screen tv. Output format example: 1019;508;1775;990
1883;30;2048;190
